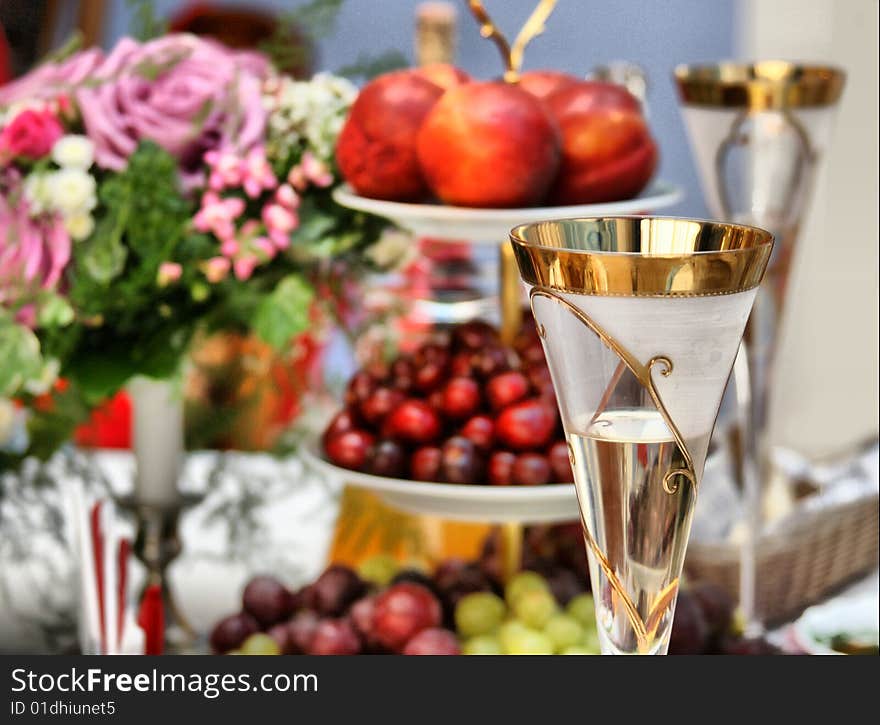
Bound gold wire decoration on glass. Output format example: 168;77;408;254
510;217;772;655
466;0;558;82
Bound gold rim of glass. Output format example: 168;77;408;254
673;61;845;110
510;216;773;297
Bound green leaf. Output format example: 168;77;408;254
0;315;43;396
80;215;129;283
337;50;409;81
253;275;314;350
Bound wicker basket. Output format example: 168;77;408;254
685;492;879;624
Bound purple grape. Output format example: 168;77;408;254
210;612;259;654
311;565;367;616
242;575;294;627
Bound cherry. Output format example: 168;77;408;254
440;436;483;484
344;371;375;407
414;360;448;392
370;439;406;477
449;351;475;377
472;346;509;378
427;389;445;412
441;377;481;419
512;452;552;485
390;357;415;392
460;415;494;451
452;320;498;351
386;400;441;443
495;399;555;450
486;370;530;410
359;387;405;426
487;450;517;485
322;408;358;448
414;342;450;367
372;582;442;652
324;429;374;470
410;446;442;481
402;627;461;655
548;441;574;482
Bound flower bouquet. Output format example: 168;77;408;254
0;33;387;466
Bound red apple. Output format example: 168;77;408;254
336;70;443;201
545;81;657;205
518;69;579;100
416;81;561;207
415;63;471;90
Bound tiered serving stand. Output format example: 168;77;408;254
306;181;683;577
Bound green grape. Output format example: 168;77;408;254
499;621;554;655
240;633;281;655
545;613;585;652
581;628;601;654
504;571;549;606
511;588;558;629
357;554;399;586
561;645;596;655
455;591;507;638
566;593;597;628
462;635;503;655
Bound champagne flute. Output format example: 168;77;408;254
510;217;772;654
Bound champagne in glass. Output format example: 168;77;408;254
510;217;773;654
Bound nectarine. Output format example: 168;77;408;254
416;82;561;208
415;63;471;91
545;81;657;204
518;70;579;100
336;71;443;201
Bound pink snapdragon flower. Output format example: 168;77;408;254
241;146;277;198
204;148;243;190
288;151;333;190
262;203;297;249
233;254;259;281
193;192;245;242
157;262;182;287
274;183;300;210
201;256;231;283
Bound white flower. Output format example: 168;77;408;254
46;167;97;216
366;229;418;270
65;211;95;241
23;172;53;215
51;134;95;169
23;358;60;396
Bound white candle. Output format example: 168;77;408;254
128;376;184;507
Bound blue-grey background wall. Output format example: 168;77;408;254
104;0;739;216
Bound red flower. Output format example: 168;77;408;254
0;108;63;160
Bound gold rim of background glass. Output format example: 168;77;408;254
673;61;845;110
510;216;773;297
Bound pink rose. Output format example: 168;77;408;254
0;109;63;160
0;174;71;324
75;35;270;186
0;48;104;107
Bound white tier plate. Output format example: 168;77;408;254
333;181;683;243
302;442;579;524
